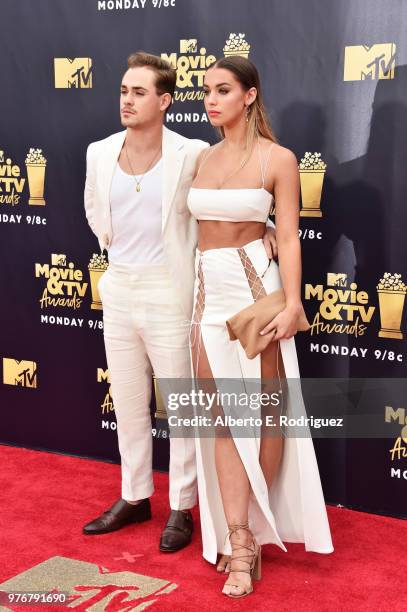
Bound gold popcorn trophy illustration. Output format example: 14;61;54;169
376;273;407;339
88;253;109;310
25;148;47;205
223;33;251;58
299;152;327;217
153;375;167;420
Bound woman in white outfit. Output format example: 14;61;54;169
187;56;333;598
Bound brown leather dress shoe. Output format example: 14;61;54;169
83;498;151;535
159;509;193;552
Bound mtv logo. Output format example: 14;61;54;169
3;358;37;388
0;556;177;610
180;39;197;53
344;43;396;81
51;253;66;266
54;58;93;88
327;273;347;287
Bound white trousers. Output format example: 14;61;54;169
98;262;197;510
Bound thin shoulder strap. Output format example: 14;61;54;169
196;144;219;176
259;141;275;188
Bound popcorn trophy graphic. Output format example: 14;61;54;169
25;148;47;205
299;152;327;217
376;273;407;339
88;253;109;310
154;374;168;420
223;33;251;59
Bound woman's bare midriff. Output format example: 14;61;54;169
197;220;265;251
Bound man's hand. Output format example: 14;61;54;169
262;226;278;260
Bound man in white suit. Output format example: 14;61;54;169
83;52;276;552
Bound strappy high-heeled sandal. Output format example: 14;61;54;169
222;522;262;598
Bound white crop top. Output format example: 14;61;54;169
187;141;275;223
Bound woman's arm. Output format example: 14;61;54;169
274;147;302;310
261;147;303;339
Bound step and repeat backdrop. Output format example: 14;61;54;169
1;0;406;518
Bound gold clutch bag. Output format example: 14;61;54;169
226;288;311;359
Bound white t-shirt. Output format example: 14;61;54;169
108;158;165;265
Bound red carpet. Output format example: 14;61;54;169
0;445;406;611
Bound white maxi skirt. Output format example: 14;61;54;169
190;238;334;564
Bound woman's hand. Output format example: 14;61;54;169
262;226;278;260
259;304;303;340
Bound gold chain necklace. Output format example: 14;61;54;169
124;142;162;193
217;139;254;189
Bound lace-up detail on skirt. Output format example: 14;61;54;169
190;255;206;374
237;247;267;302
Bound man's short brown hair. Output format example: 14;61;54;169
127;51;176;98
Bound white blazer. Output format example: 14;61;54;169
84;126;209;319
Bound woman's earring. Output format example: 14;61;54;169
245;105;250;122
